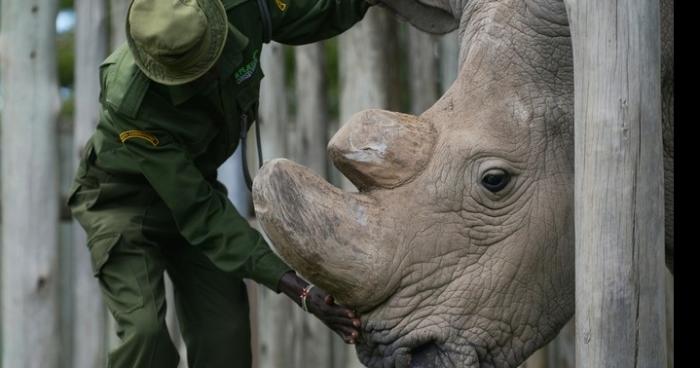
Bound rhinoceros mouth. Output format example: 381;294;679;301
358;322;481;368
356;321;451;368
358;338;432;368
358;338;459;368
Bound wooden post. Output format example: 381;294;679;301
73;0;109;367
336;6;398;367
259;43;289;161
109;0;130;48
291;43;328;177
104;0;132;353
546;319;575;368
338;7;397;122
407;27;439;114
164;274;188;368
439;30;459;94
289;42;334;368
256;41;298;368
564;0;667;366
1;0;62;366
337;5;398;193
660;0;673;274
665;269;674;367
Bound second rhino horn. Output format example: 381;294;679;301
328;109;437;192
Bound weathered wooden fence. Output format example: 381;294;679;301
0;1;673;367
565;0;668;367
1;1;62;367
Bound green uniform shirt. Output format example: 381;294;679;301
85;0;371;292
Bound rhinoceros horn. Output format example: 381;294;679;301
252;110;437;309
329;109;437;191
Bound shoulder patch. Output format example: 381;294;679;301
119;130;160;147
275;0;287;11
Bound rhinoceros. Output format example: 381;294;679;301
252;0;674;367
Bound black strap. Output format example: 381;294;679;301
255;115;263;169
256;0;273;43
240;112;264;191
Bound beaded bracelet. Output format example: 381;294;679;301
300;284;315;312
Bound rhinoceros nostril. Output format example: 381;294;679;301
409;340;440;368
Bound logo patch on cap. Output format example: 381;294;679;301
275;0;288;11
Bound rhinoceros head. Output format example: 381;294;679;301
253;0;575;367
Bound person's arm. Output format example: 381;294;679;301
267;0;374;45
107;108;363;342
105;108;291;292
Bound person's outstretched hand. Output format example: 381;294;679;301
277;271;362;344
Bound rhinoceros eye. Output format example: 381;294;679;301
481;169;511;193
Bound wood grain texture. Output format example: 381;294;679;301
291;43;328;177
256;41;295;368
109;0;130;49
439;30;459;94
336;6;399;367
290;42;334;368
564;0;667;366
72;0;109;366
1;0;62;366
407;27;439;115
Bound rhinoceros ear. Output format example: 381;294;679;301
329;109;437;191
377;0;459;34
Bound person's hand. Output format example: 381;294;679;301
305;286;362;344
278;271;362;344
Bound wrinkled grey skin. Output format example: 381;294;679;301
361;2;574;367
253;0;674;367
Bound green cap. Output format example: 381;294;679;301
126;0;228;86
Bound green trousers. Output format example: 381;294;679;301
69;154;252;368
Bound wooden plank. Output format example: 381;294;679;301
1;0;62;366
109;0;130;49
72;1;109;366
407;27;439;114
660;0;673;273
291;43;328;177
439;30;459;94
164;273;188;368
665;269;673;367
256;41;297;368
546;319;575;368
259;42;289;162
290;42;334;368
336;6;399;368
564;0;667;366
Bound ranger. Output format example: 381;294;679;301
68;0;375;367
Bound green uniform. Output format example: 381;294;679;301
68;0;370;367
